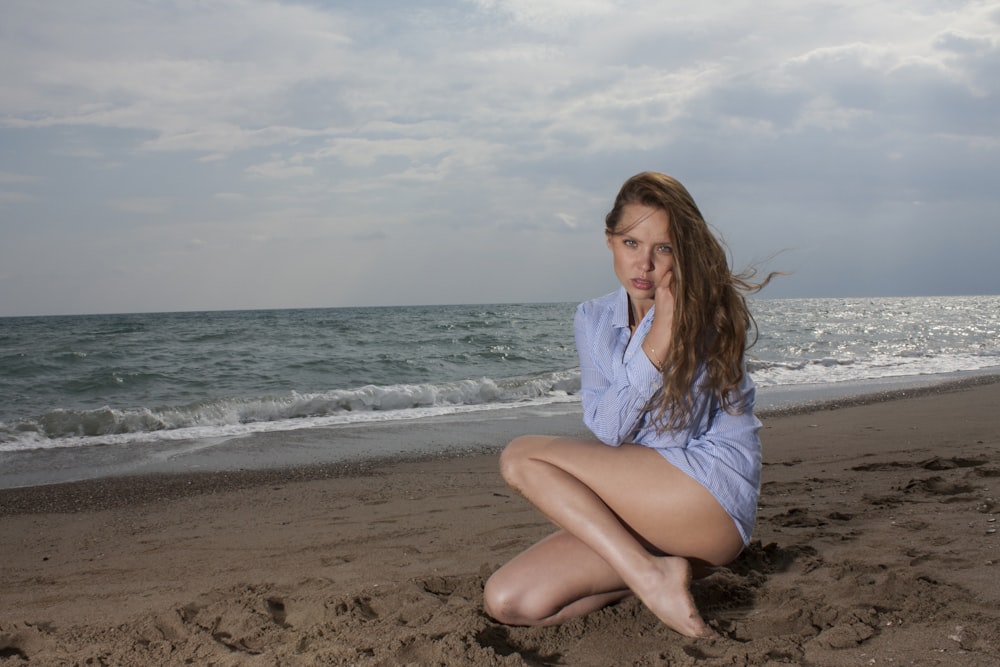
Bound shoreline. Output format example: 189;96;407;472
1;373;997;511
1;380;998;664
755;371;1000;416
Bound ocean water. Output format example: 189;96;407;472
1;295;998;466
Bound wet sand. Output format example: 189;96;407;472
1;380;998;665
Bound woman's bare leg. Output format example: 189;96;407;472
484;530;633;626
484;435;743;636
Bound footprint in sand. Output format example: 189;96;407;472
851;456;987;473
773;507;827;528
903;476;977;496
333;596;379;620
0;638;29;662
266;597;289;628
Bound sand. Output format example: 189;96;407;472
1;380;998;666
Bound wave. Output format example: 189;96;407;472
0;370;582;453
749;350;1000;388
747;357;858;373
6;347;999;454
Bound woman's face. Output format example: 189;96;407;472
606;204;674;311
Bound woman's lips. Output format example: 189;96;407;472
632;278;653;290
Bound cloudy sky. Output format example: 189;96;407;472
1;0;998;316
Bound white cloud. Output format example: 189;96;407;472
0;0;355;154
244;160;315;180
0;0;998;314
556;213;578;229
467;0;619;31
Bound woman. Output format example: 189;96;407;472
483;171;772;637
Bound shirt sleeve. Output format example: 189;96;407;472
574;303;663;445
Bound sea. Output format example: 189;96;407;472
1;295;999;489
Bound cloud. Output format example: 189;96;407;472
245;160;315;180
556;213;578;229
350;230;388;242
468;0;619;32
0;171;36;183
107;196;175;215
0;191;35;204
0;0;354;154
0;0;998;315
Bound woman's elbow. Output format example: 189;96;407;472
583;423;624;447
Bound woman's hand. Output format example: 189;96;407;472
643;270;674;370
654;269;675;325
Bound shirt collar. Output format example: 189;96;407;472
611;286;657;331
611;286;630;329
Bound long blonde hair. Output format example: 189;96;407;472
605;172;775;431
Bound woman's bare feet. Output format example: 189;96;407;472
629;556;713;637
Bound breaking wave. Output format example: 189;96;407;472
0;370;581;453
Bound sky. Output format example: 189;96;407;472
1;0;998;316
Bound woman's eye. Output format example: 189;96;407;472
623;239;638;248
657;245;673;254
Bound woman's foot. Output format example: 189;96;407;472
630;556;713;637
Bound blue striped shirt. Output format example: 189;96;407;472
574;287;762;544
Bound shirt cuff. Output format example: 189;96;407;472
624;351;662;397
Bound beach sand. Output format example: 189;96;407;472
1;380;998;666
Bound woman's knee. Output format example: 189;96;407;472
483;570;538;625
497;435;545;486
482;574;512;623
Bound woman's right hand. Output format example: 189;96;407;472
643;270;674;369
654;269;675;328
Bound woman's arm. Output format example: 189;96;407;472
574;304;662;445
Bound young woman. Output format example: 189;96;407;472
483;171;772;637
